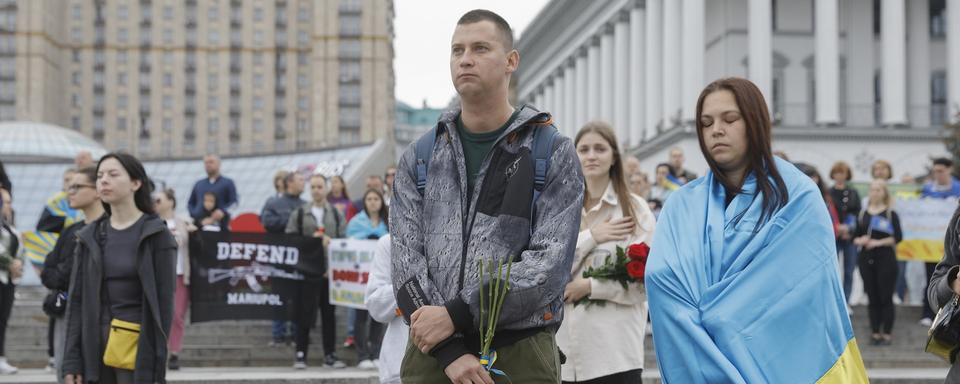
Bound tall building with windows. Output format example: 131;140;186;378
4;0;395;159
517;0;960;181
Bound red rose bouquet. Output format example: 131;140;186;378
576;242;649;306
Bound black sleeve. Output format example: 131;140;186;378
153;230;178;337
848;189;862;217
891;211;903;244
41;225;76;290
36;209;66;234
929;207;960;312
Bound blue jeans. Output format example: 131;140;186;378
895;260;907;300
272;320;295;341
347;308;356;336
837;239;858;303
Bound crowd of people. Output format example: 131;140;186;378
1;7;960;384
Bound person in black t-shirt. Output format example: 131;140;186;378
853;180;902;346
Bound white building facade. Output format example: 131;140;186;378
516;0;960;181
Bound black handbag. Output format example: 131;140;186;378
42;290;67;317
926;294;960;362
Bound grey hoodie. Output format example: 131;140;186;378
390;105;584;367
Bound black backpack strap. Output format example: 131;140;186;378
297;207;305;236
414;125;439;196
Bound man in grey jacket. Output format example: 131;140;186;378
391;9;583;384
928;204;960;382
260;171;305;345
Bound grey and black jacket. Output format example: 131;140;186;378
928;205;960;380
390;105;584;367
62;214;177;383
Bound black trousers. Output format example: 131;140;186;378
924;262;937;320
354;310;384;361
562;369;643;384
0;281;13;356
860;251;898;334
293;279;320;357
317;277;336;356
48;317;55;358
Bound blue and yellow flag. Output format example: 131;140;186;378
21;231;58;266
647;158;866;383
662;173;684;191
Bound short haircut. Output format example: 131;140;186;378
829;161;852;181
311;173;327;183
457;9;514;50
75;166;97;185
934;157;954;168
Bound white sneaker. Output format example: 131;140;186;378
0;358;18;374
44;357;54;373
357;359;376;369
920;317;934;327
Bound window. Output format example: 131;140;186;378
73;49;81;63
163;95;173;110
208;73;218;91
298;51;309;65
298;6;310;22
94;116;104;133
253;96;264;110
163;6;174;20
254;7;264;21
118;5;128;20
72;116;81;130
72;4;82;20
208;95;219;110
72;94;81;108
339;0;362;13
71;27;82;42
254;74;264;87
254;118;264;132
162;118;172;132
298;73;308;87
163;29;173;44
339;84;360;105
298;97;308;110
931;0;947;37
72;71;81;85
118;72;127;85
339;14;361;36
117;116;127;130
163;73;173;87
297;118;308;131
298;31;309;45
118;95;128;109
163;51;173;65
208;30;220;44
254;30;264;46
118;28;128;43
339;39;361;58
118;50;128;64
253;52;264;66
208;6;218;21
339;61;360;83
208;117;219;133
339;106;361;127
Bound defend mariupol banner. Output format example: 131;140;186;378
189;231;325;323
896;197;958;263
328;239;378;310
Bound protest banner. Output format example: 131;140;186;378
188;231;324;322
327;238;378;310
896;197;958;263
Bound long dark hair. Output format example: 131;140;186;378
96;152;156;216
695;77;788;227
330;175;350;200
575;121;638;226
361;188;388;227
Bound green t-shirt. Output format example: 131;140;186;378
457;109;520;198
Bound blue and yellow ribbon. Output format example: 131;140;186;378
479;350;506;378
21;231;58;266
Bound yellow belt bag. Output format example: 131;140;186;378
103;318;140;370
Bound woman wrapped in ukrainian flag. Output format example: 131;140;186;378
645;77;867;383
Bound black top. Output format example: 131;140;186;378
41;221;86;291
830;186;861;225
102;216;146;323
854;209;903;259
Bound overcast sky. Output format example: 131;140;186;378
393;0;551;109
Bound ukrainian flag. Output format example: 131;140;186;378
646;157;867;383
662;173;684;191
21;231;58;266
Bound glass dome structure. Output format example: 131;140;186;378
0;121;108;162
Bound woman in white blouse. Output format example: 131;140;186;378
558;121;656;384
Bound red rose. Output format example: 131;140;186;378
627;243;650;261
626;260;645;281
